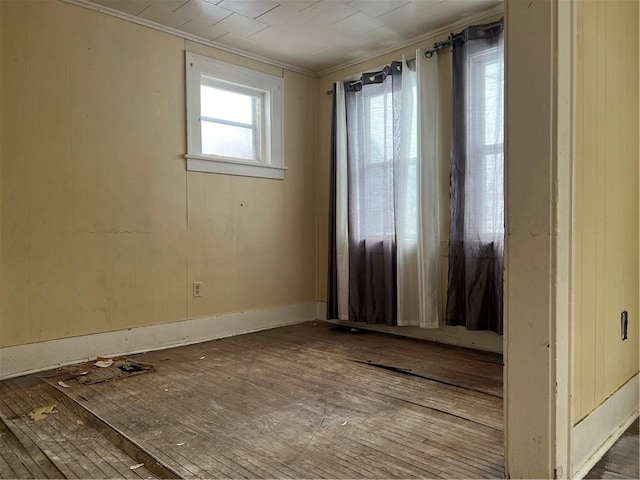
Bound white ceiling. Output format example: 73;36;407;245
86;0;502;73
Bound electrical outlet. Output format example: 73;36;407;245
193;282;202;298
621;311;628;340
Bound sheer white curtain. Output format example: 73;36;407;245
396;51;440;328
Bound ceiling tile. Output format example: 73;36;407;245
206;13;269;39
274;0;318;10
309;48;362;72
91;0;151;16
179;18;218;39
148;0;191;9
298;1;359;25
346;0;410;18
214;32;260;51
376;2;439;35
249;27;329;57
173;0;232;25
217;0;279;19
422;0;501;18
411;0;445;11
364;25;407;48
253;4;308;31
138;1;191;28
411;0;501;33
333;11;384;36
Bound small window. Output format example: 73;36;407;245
185;52;285;179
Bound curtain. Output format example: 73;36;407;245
327;82;349;321
328;54;441;328
327;84;339;320
396;52;440;328
446;21;505;334
344;62;402;325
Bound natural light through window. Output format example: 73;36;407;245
358;85;418;241
200;83;262;161
467;48;504;241
185;52;284;179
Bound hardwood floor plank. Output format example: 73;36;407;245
0;387;84;478
2;378;159;479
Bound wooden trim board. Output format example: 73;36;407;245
316;301;503;353
572;373;639;479
0;303;316;380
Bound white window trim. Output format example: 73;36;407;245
185;52;285;180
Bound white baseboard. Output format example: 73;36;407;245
316;301;503;353
0;302;316;380
572;373;639;479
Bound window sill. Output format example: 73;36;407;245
185;154;286;180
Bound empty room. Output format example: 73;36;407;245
0;0;638;478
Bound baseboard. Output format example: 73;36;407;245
572;373;639;479
0;302;317;380
315;301;503;353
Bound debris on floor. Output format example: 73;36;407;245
29;405;57;421
57;380;71;388
94;358;114;368
76;358;154;385
331;325;369;335
129;463;144;470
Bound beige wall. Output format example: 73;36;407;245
315;16;503;352
0;0;317;348
573;0;639;423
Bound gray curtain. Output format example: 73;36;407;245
326;84;339;320
446;20;505;334
344;63;403;325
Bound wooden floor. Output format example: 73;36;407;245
0;322;504;479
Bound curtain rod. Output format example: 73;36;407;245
325;18;503;95
324;59;413;95
424;19;503;58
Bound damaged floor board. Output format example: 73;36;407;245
0;412;64;479
0;321;504;478
0;378;157;479
42;380;181;479
76;359;154;385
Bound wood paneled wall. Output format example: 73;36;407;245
0;0;317;347
573;0;639;422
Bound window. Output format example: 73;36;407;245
361;84;396;240
356;83;418;241
466;45;504;241
185;52;285;179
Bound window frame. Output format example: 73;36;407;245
185;52;285;180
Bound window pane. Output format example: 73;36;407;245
467;47;504;240
201;83;255;125
365;92;394;164
483;62;503;146
201;121;255;160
